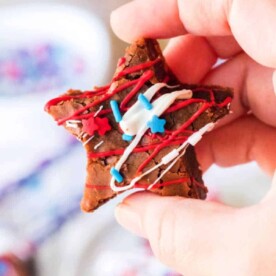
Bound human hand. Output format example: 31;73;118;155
111;1;276;275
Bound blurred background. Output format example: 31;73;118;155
0;0;272;275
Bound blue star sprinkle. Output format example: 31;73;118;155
147;115;166;134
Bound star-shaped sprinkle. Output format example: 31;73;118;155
82;117;98;136
96;117;112;136
82;117;111;136
147;115;166;134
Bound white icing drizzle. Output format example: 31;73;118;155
147;123;214;190
127;123;215;190
66;120;81;128
83;135;95;146
110;125;148;192
109;80;216;193
110;83;193;192
94;105;103;117
120;83;192;136
94;140;104;150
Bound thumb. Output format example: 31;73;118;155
115;192;235;274
261;170;276;203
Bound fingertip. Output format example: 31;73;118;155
114;202;124;222
115;192;166;236
119;191;158;206
110;4;134;42
110;9;118;36
110;0;186;42
115;192;156;237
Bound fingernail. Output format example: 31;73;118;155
262;170;276;202
272;170;276;186
115;203;144;237
273;71;276;96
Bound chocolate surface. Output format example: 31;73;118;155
45;38;233;212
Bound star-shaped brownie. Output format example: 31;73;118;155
45;38;233;212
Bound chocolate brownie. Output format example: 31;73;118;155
45;38;233;212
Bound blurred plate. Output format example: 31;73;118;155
0;3;111;94
0;3;111;185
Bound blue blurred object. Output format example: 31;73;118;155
0;261;9;276
33;194;82;247
0;3;111;273
0;140;78;202
0;43;86;96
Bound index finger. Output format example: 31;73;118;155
111;0;276;68
111;0;186;40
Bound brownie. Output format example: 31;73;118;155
45;38;233;212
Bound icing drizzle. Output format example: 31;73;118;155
45;56;232;194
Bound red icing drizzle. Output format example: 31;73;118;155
86;177;190;190
44;84;110;112
113;58;160;81
120;70;153;109
85;177;208;193
45;56;231;192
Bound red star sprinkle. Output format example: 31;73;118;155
82;117;98;136
82;117;111;136
95;117;111;136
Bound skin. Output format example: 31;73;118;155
110;1;276;275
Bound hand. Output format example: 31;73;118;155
111;1;276;275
